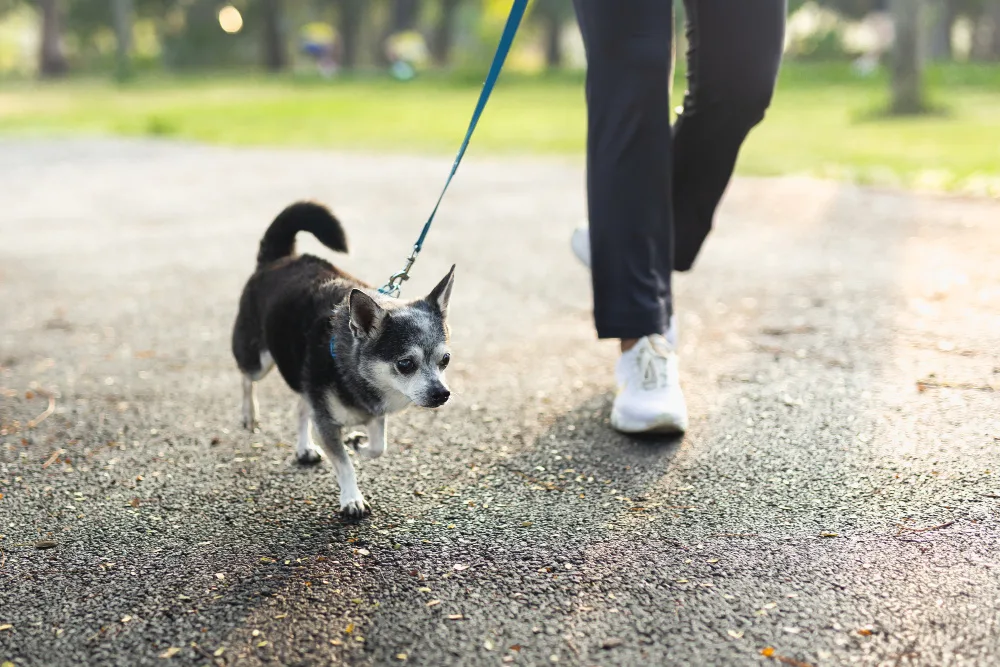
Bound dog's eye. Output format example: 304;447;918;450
439;353;451;369
395;358;416;374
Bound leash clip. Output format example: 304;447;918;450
378;245;420;298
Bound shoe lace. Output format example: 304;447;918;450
635;339;670;391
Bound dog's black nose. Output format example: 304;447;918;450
428;388;451;407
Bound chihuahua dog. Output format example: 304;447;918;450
232;201;454;517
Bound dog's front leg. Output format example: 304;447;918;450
311;404;369;518
295;397;322;465
358;415;387;460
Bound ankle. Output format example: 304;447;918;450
620;338;639;353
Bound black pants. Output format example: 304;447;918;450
573;0;786;339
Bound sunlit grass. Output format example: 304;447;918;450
1;63;998;195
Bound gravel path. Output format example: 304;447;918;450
1;139;999;667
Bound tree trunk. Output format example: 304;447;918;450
541;9;562;68
337;0;364;70
112;0;134;81
392;0;421;32
429;0;459;66
988;0;1000;61
889;0;925;114
925;0;955;61
38;0;68;78
261;0;288;71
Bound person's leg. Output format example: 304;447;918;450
672;0;786;271
572;0;675;343
573;0;686;434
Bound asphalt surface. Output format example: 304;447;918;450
1;139;999;667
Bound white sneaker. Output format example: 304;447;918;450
611;334;688;434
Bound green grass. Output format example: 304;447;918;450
1;63;998;195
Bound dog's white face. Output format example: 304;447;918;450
348;267;455;412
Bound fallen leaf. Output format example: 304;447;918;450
121;616;132;623
509;644;522;652
0;624;12;631
521;521;533;528
257;641;268;648
727;630;744;639
761;647;775;657
707;558;719;564
820;532;838;538
213;648;225;657
418;587;432;593
330;639;344;646
484;639;495;651
159;647;181;659
33;539;58;550
857;628;873;636
344;623;355;634
357;548;370;556
396;653;408;661
426;599;441;608
215;573;225;580
447;614;464;620
130;497;141;508
453;564;469;571
602;638;623;649
251;630;260;637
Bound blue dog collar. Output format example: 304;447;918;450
329;335;336;359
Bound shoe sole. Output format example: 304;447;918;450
611;412;687;435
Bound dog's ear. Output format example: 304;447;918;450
349;289;386;339
426;264;456;317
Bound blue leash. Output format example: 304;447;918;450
378;0;528;298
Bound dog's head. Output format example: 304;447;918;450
348;266;455;410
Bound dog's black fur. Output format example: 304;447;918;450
231;201;454;517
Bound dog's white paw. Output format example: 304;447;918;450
242;416;260;432
345;431;368;451
339;488;370;518
296;442;323;465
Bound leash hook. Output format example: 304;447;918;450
379;244;420;298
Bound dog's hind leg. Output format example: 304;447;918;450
295;396;323;465
356;415;387;460
241;351;274;432
310;400;369;518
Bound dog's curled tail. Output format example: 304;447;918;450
257;201;348;266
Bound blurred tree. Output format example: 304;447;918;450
926;0;957;60
889;0;926;113
391;0;420;31
335;0;364;69
38;0;68;77
260;0;289;70
532;0;572;68
429;0;459;66
112;0;134;80
987;0;1000;60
